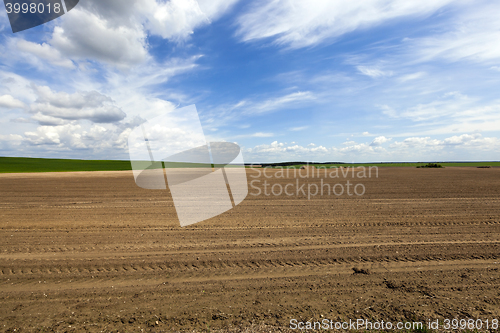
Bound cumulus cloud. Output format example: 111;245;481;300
29;85;126;124
3;0;238;69
50;9;148;67
370;136;392;146
390;136;442;149
141;0;238;40
333;139;386;156
0;134;23;154
20;116;145;155
31;113;68;126
43;0;239;67
236;0;455;48
24;124;87;147
0;94;25;109
0;71;37;102
16;40;75;69
246;141;284;154
389;134;500;153
335;143;377;154
246;141;328;159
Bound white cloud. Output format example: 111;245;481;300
241;132;500;163
370;136;392;146
24;124;87;148
251;132;274;137
289;126;309;131
335;143;380;154
333;139;387;155
247;141;327;154
20;118;143;154
202;91;317;131
398;72;426;82
31;113;69;126
389;133;500;152
141;0;239;40
0;71;37;102
242;91;316;114
377;92;500;136
357;66;393;78
50;9;148;67
29;85;126;124
236;0;455;48
197;0;239;20
0;134;23;142
16;40;75;69
0;95;25;109
442;133;500;150
0;8;8;32
141;0;208;40
389;136;444;150
412;3;500;64
380;92;474;121
232;132;274;139
40;0;239;68
0;49;203;159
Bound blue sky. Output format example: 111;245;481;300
0;0;499;163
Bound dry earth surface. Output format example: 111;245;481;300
0;167;500;332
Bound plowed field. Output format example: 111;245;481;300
1;167;500;332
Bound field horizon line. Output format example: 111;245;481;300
0;156;499;173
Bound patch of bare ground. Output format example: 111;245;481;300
0;167;499;332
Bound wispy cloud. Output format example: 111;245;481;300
289;126;309;131
236;0;456;48
357;66;393;78
242;91;316;114
202;91;316;128
398;71;426;82
410;2;500;65
380;91;474;121
233;132;274;139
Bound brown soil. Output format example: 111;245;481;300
1;167;500;332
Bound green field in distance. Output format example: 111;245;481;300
0;157;498;173
0;157;133;173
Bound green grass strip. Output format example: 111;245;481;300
0;157;133;173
